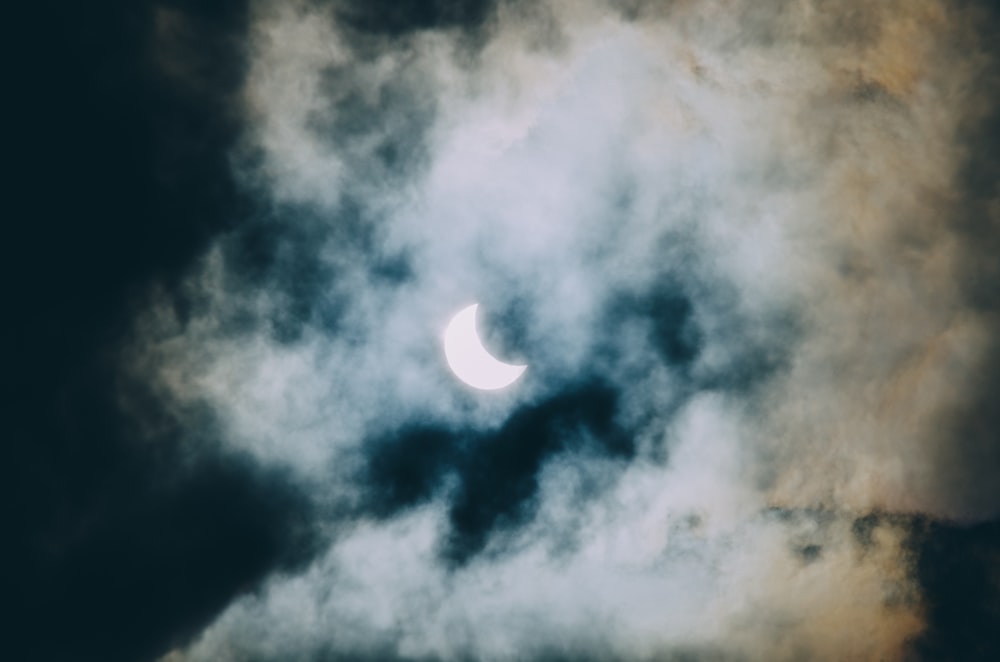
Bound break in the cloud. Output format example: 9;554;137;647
113;0;1000;659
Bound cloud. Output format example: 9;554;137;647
93;0;1000;659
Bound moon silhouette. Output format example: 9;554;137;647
443;303;527;390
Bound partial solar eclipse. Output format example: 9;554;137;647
443;303;527;390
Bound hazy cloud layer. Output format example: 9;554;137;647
115;0;1000;659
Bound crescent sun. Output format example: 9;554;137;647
443;303;527;391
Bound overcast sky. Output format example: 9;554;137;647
8;1;1000;661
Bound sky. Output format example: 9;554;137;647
7;0;1000;660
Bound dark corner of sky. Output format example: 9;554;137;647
5;1;317;660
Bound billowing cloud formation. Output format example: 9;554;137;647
103;0;1000;659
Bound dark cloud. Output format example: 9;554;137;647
334;0;498;38
904;3;1000;654
4;1;321;660
928;0;1000;517
308;59;439;186
222;208;346;344
7;408;317;662
609;276;798;396
610;285;704;371
444;381;631;563
907;519;1000;661
364;424;459;517
363;382;632;565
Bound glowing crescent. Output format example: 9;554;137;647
443;303;527;390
